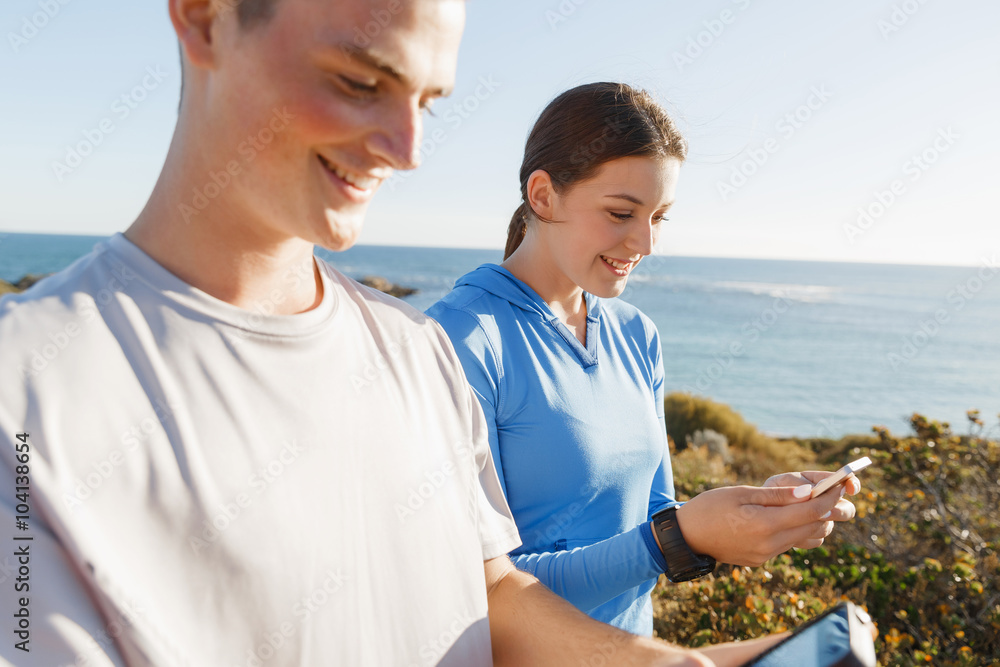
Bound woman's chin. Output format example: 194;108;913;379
588;279;628;299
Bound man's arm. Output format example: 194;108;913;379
484;556;712;667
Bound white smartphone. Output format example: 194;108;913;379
809;456;872;499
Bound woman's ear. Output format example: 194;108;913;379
525;169;557;221
169;0;222;70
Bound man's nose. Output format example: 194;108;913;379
367;103;423;171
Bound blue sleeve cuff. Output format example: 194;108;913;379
640;521;669;573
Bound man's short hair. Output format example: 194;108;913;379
235;0;280;30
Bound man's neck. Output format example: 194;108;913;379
125;145;323;316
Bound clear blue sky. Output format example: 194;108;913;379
1;0;996;265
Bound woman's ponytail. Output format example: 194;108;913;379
503;202;530;260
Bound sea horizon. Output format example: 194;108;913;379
0;230;989;271
3;231;998;441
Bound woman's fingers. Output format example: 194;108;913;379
763;470;863;497
775;520;835;555
828;497;857;522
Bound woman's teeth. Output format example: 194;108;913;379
602;256;632;271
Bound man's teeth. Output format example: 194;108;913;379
603;257;631;271
320;157;380;190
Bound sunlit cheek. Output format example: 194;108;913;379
651;225;664;253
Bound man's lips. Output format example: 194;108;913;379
317;154;387;193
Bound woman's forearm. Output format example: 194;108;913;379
510;523;664;612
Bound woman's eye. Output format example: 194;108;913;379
610;212;632;221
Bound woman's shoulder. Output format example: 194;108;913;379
598;297;659;339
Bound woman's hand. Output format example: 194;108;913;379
763;470;861;524
673;475;857;566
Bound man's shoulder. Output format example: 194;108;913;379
316;258;453;348
0;245;119;336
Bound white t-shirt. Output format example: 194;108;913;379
0;233;520;667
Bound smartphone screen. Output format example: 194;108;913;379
749;606;852;666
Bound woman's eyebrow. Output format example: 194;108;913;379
604;194;675;209
604;193;644;205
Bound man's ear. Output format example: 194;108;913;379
169;0;220;70
526;169;558;221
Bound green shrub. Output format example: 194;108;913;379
657;404;1000;666
664;392;814;480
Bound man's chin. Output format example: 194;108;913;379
316;214;365;252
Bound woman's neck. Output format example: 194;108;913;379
501;239;588;341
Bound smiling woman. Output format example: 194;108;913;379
425;82;861;637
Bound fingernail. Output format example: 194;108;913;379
793;485;812;498
820;511;832;520
839;487;847;498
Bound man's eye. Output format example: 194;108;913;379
610;212;632;221
339;76;377;95
653;215;670;223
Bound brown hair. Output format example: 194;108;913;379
504;82;687;260
233;0;280;30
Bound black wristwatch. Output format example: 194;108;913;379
650;506;716;583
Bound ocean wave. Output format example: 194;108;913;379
629;274;841;303
709;281;841;303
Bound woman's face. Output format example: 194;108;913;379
538;156;680;299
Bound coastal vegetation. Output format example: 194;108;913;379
658;393;1000;666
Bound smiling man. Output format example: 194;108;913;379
0;1;749;665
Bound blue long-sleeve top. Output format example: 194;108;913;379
426;264;680;635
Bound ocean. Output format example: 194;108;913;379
2;231;998;439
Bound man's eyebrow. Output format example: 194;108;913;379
336;43;452;97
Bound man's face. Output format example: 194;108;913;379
202;0;465;250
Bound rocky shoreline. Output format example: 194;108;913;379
0;274;48;295
1;273;418;299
